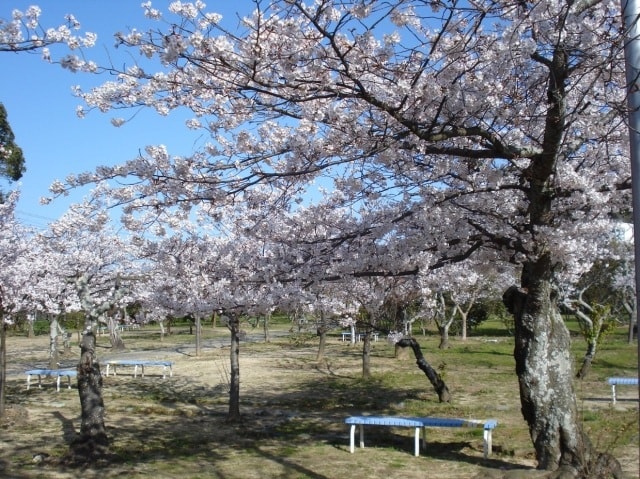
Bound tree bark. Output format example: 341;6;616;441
362;333;371;378
438;324;450;350
263;313;271;343
227;314;241;422
107;315;125;351
502;257;621;475
316;326;327;362
195;313;202;357
48;315;60;369
71;331;108;462
396;337;450;402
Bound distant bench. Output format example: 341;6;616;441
25;369;77;392
340;332;380;342
607;377;638;404
345;416;498;458
103;360;174;379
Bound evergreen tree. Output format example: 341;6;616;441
0;103;25;193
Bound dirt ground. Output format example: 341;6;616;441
0;330;638;479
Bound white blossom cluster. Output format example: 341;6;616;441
0;1;633;342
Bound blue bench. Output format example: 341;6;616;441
607;377;638;404
103;359;174;379
25;369;77;392
345;416;498;458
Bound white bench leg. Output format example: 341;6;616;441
414;427;420;456
611;384;617;404
359;424;365;449
349;425;355;452
483;429;492;458
26;375;31;390
56;375;61;392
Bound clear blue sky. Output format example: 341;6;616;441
0;1;256;229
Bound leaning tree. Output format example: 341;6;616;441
42;1;632;475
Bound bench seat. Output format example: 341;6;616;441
607;377;638;404
345;416;497;458
25;369;77;392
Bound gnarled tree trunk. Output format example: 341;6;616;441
71;330;108;462
504;257;621;476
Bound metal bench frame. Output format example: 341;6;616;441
25;369;77;392
607;377;638;404
345;416;498;458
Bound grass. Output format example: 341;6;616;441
0;321;637;478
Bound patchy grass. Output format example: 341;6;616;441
0;325;637;478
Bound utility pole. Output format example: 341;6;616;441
621;0;640;426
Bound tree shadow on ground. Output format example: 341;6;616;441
3;368;531;477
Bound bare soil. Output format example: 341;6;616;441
0;329;638;479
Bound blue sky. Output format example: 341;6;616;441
0;1;256;229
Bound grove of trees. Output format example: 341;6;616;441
1;1;638;477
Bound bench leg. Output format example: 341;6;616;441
26;375;31;390
483;429;492;458
349;425;356;453
359;424;364;449
611;384;617;404
56;375;61;392
414;427;420;456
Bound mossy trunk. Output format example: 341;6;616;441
504;256;621;475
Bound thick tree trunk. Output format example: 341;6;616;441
72;331;108;462
396;337;450;402
503;258;621;476
227;314;241;422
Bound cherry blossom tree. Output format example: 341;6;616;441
0;193;34;417
40;1;632;474
35;203;143;461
